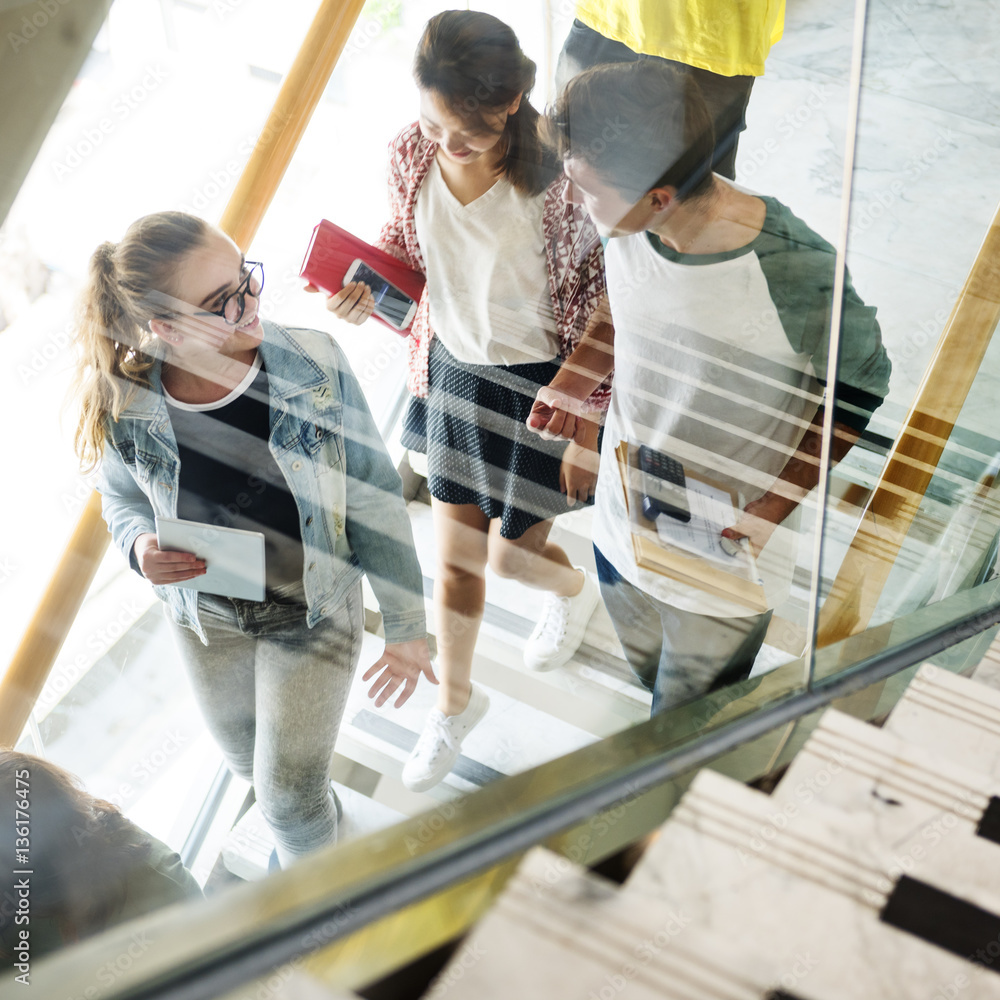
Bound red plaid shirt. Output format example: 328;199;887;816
375;123;612;411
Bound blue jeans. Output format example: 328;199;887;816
168;582;363;867
595;547;770;715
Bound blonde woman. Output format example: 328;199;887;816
73;212;433;866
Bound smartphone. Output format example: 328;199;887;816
344;259;418;331
638;445;692;523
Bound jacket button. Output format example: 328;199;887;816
308;562;316;571
305;516;313;526
291;460;303;471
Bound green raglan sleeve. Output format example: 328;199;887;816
759;203;891;432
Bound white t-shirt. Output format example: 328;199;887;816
595;196;890;619
594;225;823;618
414;160;560;367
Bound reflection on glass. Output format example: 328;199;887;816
815;0;1000;667
0;750;201;965
543;57;887;715
69;213;430;873
7;0;998;990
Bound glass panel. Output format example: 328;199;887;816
816;0;1000;672
13;0;998;990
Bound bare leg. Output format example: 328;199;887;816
431;498;490;716
487;518;585;598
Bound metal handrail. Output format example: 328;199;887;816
18;578;1000;1000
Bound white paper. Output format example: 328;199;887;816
653;478;760;579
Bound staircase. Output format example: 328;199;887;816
415;654;1000;999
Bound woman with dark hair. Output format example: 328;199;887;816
324;11;611;792
0;750;202;962
71;212;432;867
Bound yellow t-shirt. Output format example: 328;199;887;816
575;0;785;77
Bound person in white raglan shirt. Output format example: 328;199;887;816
527;60;891;715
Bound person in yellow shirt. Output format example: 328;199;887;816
556;1;785;178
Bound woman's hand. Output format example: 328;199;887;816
362;637;437;708
527;385;587;442
133;533;206;584
560;439;600;507
305;281;376;325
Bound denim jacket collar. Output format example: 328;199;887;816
117;321;329;418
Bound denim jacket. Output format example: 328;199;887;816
97;321;427;645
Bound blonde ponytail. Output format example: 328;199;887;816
71;212;208;472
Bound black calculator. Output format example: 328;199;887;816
638;445;692;523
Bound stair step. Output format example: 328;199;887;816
335;634;597;802
626;770;1000;998
885;663;1000;778
221;782;406;882
773;707;1000;843
427;847;777;1000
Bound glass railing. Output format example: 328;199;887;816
2;0;1000;996
11;578;1000;1000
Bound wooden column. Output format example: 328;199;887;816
817;204;1000;650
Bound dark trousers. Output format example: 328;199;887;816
556;19;755;180
595;546;770;715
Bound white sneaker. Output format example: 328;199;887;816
523;568;599;671
402;684;490;793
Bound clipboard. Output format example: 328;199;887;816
155;516;266;602
615;442;768;613
300;219;425;334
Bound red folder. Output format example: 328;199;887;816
300;219;425;334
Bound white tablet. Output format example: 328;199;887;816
155;516;266;602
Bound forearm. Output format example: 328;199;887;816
550;298;615;403
344;491;427;644
339;358;426;642
96;450;158;573
752;410;859;520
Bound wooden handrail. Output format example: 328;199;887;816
219;0;367;249
816;201;1000;647
0;492;111;744
0;0;366;747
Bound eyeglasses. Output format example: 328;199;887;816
196;261;264;325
